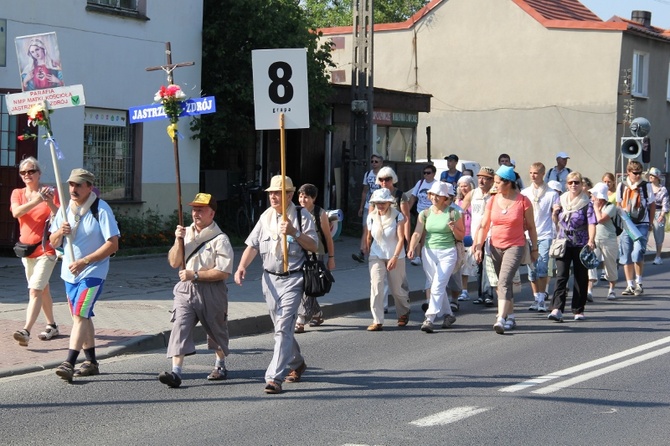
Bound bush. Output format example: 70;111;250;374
114;208;192;249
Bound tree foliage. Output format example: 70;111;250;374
194;0;335;169
301;0;430;28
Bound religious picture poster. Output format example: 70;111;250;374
15;32;64;92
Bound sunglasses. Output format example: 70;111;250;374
370;160;381;164
379;177;393;182
423;171;433;175
567;181;581;185
19;169;37;176
629;171;642;175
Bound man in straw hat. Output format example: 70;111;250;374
234;175;317;394
49;168;120;383
158;193;234;388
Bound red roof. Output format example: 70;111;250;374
520;0;601;21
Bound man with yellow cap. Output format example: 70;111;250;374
234;175;317;394
158;192;234;388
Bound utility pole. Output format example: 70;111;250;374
349;0;374;223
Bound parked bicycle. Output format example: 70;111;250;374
233;180;262;238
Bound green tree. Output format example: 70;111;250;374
193;0;335;170
301;0;430;28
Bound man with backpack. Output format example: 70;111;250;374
49;168;120;383
617;160;656;296
544;152;572;190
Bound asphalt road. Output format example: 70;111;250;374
1;266;670;446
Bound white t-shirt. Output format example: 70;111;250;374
367;211;405;260
521;184;559;240
411;178;436;212
469;187;492;237
363;170;381;208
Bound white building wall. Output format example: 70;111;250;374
1;0;203;216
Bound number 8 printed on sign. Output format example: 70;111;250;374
252;48;310;130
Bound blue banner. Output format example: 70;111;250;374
129;96;216;123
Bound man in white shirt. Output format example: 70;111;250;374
522;162;559;311
544;151;572;190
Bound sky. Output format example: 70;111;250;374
580;0;670;29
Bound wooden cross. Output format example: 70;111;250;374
146;42;195;269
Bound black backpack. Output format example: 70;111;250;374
605;202;623;236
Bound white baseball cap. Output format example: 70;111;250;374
556;151;570;159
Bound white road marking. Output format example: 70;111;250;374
499;335;670;393
410;406;491;426
533;345;670;394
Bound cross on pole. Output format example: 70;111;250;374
146;42;194;269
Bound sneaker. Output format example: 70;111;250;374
421;320;434;333
441;314;456;328
537;300;548;313
351;252;365;263
621;286;635;296
599;272;607;281
158;371;182;388
13;329;30;347
493;317;505;335
574;313;585;321
586;292;594;303
503;318;516;330
457;290;470;301
411;257;422;266
74;361;100;377
528;301;539;311
207;367;228;381
55;361;74;383
484;297;494;307
38;324;59;341
607;291;616;300
547;310;563;322
450;301;459;313
634;284;643;296
653;256;663;265
472;297;484;305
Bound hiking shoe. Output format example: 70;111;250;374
457;291;470;301
528;301;539;311
441;314;456;328
537;300;548;312
607;291;616;300
634;284;643;296
55;361;74;383
13;329;30;347
74;361;100;377
653;256;663;265
621;286;635;296
484;297;494;307
450;301;459;313
207;367;228;381
410;257;422;266
421;320;434;333
351;252;365;263
504;318;516;330
38;324;59;341
586;292;593;303
493;317;505;335
158;371;182;388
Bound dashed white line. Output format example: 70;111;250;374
499;335;670;393
410;406;491;426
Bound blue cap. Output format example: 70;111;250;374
496;165;516;182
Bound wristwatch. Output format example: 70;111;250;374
193;272;199;282
294;230;301;238
83;257;90;265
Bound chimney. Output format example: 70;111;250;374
631;10;652;28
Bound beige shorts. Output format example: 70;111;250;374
22;255;57;290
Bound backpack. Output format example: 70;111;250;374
618;181;649;224
547;166;572;181
605;202;623;236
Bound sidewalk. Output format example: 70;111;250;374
0;235;429;378
2;233;669;378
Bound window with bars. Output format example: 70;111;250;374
87;0;139;10
0;95;18;167
85;0;147;19
83;123;135;201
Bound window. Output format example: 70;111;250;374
83;108;138;201
86;0;148;19
88;0;138;10
0;94;17;167
632;51;649;97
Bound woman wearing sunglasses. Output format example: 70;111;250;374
10;157;61;346
548;171;597;322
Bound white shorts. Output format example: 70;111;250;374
22;255;57;290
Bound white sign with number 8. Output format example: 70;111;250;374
252;48;309;130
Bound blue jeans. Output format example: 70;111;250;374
619;223;649;264
527;238;551;281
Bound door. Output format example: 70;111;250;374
0;92;35;247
